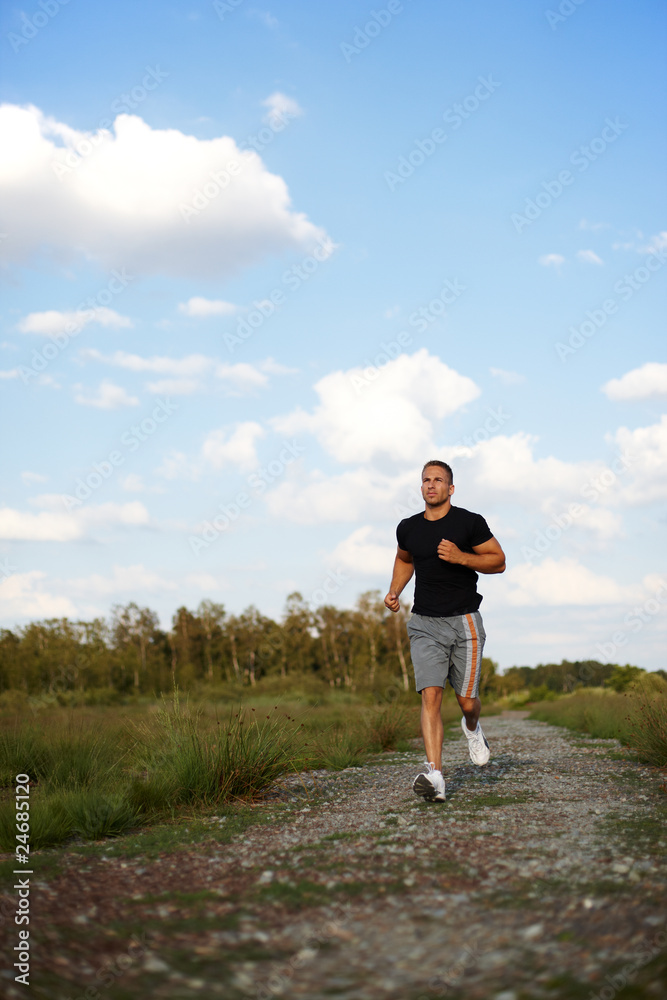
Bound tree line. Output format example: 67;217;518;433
0;590;653;699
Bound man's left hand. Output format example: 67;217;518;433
437;539;465;564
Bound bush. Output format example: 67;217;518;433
66;789;139;840
128;691;308;805
626;687;667;768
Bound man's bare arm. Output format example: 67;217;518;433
436;536;506;574
384;546;414;612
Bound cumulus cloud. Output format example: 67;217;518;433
18;307;132;336
489;367;525;386
178;297;236;318
461;432;603;508
613;415;667;504
0;570;77;620
81;348;289;395
601;362;667;401
0;499;150;541
81;348;212;376
21;471;47;485
502;558;640;606
0;103;327;279
74;380;139;409
261;91;303;124
201;421;264;471
67;564;177;596
329;526;396;576
576;249;603;265
538;254;565;268
272;350;480;465
144;378;200;395
214;362;269;393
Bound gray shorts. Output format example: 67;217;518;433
406;612;486;698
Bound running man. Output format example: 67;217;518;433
384;460;506;802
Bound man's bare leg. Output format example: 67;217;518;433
456;693;481;731
420;686;444;770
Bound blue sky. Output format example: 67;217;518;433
1;0;665;670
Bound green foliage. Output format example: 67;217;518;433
128;689;309;805
605;664;645;692
530;687;667;768
65;789;139;840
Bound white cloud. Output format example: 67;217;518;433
0;103;326;279
259;357;298;376
639;231;667;255
215;362;269;393
0;368;20;379
0;507;82;541
458;432;602;508
67;564;177;597
81;348;213;376
18;306;132;336
578;219;610;231
613;415;667;504
178;297;236;318
145;378;200;395
250;9;279;29
74;380;140;409
0;570;77;620
329;525;396;576
265;467;419;525
0;499;150;541
121;474;145;492
489;367;525;386
155;451;199;481
601;362;667;401
82;349;288;395
502;558;640;606
261;91;303;124
272;349;480;465
201;421;264;471
576;249;603;265
538;254;565;268
21;471;47;485
184;572;222;590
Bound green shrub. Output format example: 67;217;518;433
625;687;667;768
363;703;418;752
128;691;308;805
0;794;73;851
66;789;139;840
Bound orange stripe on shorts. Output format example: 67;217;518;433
465;613;478;698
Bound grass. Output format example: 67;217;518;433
0;687;426;852
529;687;667;768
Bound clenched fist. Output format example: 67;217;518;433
384;591;400;613
437;539;465;564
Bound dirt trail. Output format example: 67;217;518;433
5;714;666;999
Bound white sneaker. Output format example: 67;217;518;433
412;761;446;802
461;716;490;765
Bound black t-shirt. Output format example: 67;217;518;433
396;506;494;617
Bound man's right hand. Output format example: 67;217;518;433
384;591;400;613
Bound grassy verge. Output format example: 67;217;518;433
0;689;425;851
529;687;667;768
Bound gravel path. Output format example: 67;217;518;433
5;712;667;999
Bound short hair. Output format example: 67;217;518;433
421;460;453;485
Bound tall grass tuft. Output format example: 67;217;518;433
363;702;418;752
65;789;139;840
625;687;667;768
128;690;308;806
0;794;73;851
530;687;667;768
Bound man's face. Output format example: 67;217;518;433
421;466;453;507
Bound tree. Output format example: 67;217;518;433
196;600;226;681
111;603;161;691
